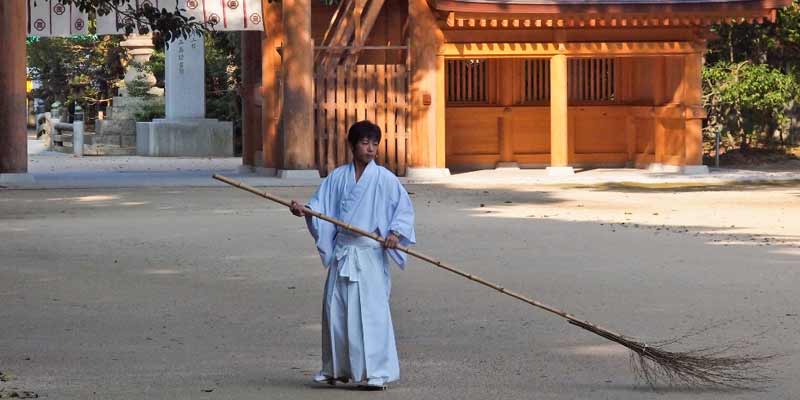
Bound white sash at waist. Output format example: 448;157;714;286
335;231;382;248
334;231;383;282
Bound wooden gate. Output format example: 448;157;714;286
314;64;409;177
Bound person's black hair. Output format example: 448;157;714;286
347;120;382;149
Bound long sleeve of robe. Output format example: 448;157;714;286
303;160;415;385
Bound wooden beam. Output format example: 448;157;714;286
318;0;355;73
439;10;779;29
440;41;703;58
433;0;791;15
344;0;387;66
316;0;349;61
354;0;365;47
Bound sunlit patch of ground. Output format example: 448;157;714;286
556;344;629;357
555;179;800;193
140;269;184;275
428;181;800;251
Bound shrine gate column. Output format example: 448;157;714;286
261;1;282;175
279;0;318;178
240;31;263;170
406;0;450;179
0;0;31;183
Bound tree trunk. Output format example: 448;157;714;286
737;108;751;152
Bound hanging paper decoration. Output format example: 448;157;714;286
182;0;264;31
27;0;262;37
27;0;89;37
96;0;162;35
222;0;264;31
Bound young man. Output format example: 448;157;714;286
289;120;416;390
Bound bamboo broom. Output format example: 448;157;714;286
212;173;775;389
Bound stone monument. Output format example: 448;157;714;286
136;34;233;157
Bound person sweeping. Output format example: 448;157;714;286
214;126;774;389
289;120;415;391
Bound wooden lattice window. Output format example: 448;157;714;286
446;59;488;104
568;58;616;103
523;59;550;104
446;58;617;106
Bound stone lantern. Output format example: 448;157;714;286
119;33;163;97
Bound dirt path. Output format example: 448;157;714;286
1;183;798;399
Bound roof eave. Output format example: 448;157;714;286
432;0;792;15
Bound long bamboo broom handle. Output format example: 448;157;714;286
213;174;628;342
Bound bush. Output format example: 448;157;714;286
703;61;800;151
134;101;165;122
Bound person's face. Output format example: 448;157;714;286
352;137;379;165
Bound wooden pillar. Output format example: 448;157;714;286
241;31;262;168
625;115;637;164
0;0;28;174
281;0;315;171
499;60;514;164
261;1;283;171
435;54;446;168
654;111;666;164
549;54;569;167
408;0;444;169
683;48;706;166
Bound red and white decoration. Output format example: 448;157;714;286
26;0;263;37
96;0;162;35
27;0;89;37
183;0;264;31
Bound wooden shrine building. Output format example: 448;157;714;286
0;1;791;178
240;0;790;177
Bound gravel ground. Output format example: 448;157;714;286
0;180;798;399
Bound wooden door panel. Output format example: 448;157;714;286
510;107;550;155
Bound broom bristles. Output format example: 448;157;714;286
569;319;775;389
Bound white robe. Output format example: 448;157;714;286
305;160;416;384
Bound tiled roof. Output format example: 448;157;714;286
450;1;750;3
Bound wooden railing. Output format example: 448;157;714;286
314;63;409;177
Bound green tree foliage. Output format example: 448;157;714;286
705;2;800;150
203;32;242;125
708;2;800;67
27;35;126;120
703;62;798;150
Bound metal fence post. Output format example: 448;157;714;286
715;127;721;169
